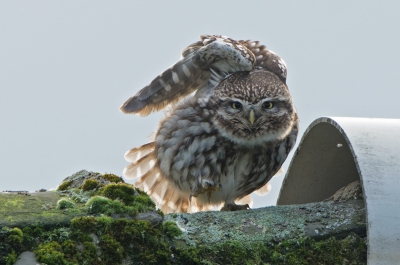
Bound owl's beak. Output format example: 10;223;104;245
249;109;255;124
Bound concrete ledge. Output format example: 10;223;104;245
277;117;400;265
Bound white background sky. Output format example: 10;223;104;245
1;1;399;208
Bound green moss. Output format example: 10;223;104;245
81;242;99;263
266;235;367;264
4;250;17;265
96;215;114;233
56;199;76;210
56;216;172;264
34;242;66;265
0;227;23;265
6;227;23;247
100;183;137;205
85;196;129;215
57;180;73;191
157;209;165;219
162;221;182;238
70;216;98;234
0;171;368;265
102;173;123;183
86;183;156;216
174;234;367;265
61;239;76;258
0;216;366;265
175;241;266;265
107;219;171;264
99;235;124;265
82;179;99;191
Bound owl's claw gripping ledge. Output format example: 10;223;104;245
220;203;250;211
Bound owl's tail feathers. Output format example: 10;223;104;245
120;54;207;116
123;142;157;180
253;182;272;196
124;143;210;213
234;194;254;208
134;167;210;213
124;142;155;163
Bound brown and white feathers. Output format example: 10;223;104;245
121;35;297;213
120;35;287;116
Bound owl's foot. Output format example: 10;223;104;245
189;180;221;202
220;203;250;211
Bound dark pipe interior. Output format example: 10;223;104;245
277;122;360;205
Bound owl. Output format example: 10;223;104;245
121;35;298;213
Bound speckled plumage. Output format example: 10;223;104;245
120;35;287;116
122;35;298;213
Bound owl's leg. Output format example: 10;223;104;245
220;202;250;211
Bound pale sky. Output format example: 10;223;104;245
1;1;399;208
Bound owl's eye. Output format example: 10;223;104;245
231;101;242;109
262;101;274;109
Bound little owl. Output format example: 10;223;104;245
121;35;298;213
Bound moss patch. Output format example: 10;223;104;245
81;179;99;191
34;242;66;265
174;234;367;265
162;221;183;238
0;227;23;265
102;173;123;183
29;216;174;265
57;180;73;191
99;183;154;207
56;199;75;210
0;218;367;265
0;171;368;264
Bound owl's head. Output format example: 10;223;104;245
207;69;297;146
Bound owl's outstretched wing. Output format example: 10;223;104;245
238;39;287;83
120;35;288;116
120;35;256;116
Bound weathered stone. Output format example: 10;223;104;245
165;199;366;248
325;181;363;202
0;171;368;264
135;211;163;227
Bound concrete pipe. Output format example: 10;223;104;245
277;117;400;265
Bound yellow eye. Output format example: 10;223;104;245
262;102;274;109
231;102;242;109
